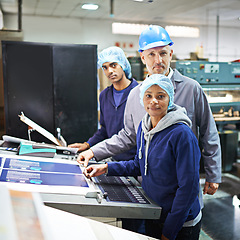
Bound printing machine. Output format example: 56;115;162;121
171;60;240;171
0;137;161;221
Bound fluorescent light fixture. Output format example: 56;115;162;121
133;0;144;2
81;4;99;10
165;25;199;38
207;94;233;103
112;22;149;35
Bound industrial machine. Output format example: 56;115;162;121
0;114;161;221
0;140;161;221
171;60;240;171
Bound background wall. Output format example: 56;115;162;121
3;14;240;62
1;13;240;139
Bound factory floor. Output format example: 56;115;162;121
88;161;240;240
200;161;240;240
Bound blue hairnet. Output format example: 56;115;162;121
98;46;132;79
140;74;174;110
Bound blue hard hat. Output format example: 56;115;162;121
98;46;132;79
139;25;174;52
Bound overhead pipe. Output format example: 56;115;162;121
110;0;114;17
216;15;219;61
18;0;22;31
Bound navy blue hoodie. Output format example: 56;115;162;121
108;105;201;240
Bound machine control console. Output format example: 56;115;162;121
171;61;240;84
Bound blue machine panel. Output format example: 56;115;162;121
171;61;240;85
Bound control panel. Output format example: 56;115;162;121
171;61;240;84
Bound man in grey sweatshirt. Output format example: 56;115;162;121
77;25;221;197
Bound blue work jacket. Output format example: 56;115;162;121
87;79;138;161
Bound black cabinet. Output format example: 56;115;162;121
2;41;98;144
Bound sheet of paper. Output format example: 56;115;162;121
0;154;98;195
44;206;157;240
3;157;82;174
0;185;53;240
19;112;61;146
0;185;18;240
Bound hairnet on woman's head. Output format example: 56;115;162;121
140;74;174;110
98;46;132;79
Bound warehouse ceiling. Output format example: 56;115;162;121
0;0;240;28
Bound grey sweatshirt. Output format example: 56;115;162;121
140;105;191;175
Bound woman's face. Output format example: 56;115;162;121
143;84;169;121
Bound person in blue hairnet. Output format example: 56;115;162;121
83;74;202;240
69;46;138;161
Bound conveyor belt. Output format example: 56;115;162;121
94;175;149;204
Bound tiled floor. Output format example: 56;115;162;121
200;169;240;240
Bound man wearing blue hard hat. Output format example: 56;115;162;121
78;25;221;238
138;25;174;76
138;25;220;192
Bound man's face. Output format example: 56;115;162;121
140;45;173;76
102;62;125;84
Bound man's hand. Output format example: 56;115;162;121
76;149;94;167
83;163;108;179
203;182;219;195
68;142;90;152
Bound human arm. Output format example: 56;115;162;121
83;163;108;178
76;149;94;167
75;117;137;167
83;155;141;178
90;85;145;161
195;85;221;194
107;156;141;176
203;182;219;195
172;71;221;195
68;142;90;152
77;86;144;167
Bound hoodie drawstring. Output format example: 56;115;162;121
144;134;151;176
138;130;143;159
138;130;148;176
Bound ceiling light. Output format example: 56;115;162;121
165;25;199;38
133;0;153;2
112;22;149;35
81;4;99;10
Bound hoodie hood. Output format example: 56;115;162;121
139;104;192;175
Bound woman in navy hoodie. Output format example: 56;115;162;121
83;74;202;240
